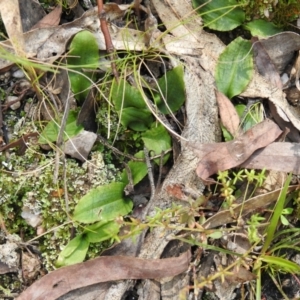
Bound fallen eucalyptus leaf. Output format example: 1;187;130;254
241;142;300;174
17;250;191;300
31;5;62;30
215;90;240;137
190;119;282;180
203;186;298;229
252;37;282;89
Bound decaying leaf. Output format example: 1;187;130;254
0;0;25;56
17;250;191;300
0;7;145;71
252;37;300;141
215;90;240;137
259;32;300;73
190;119;282;180
31;5;62;30
241;142;300;174
203;186;298;229
252;37;282;89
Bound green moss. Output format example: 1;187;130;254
0;146;120;271
239;0;300;26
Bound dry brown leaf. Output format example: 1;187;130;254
252;37;300;141
215;90;240;137
31;5;62;30
259;32;300;73
190;119;282;180
203;186;298;229
241;142;300;174
252;37;282;89
0;0;25;56
226;266;256;284
17;250;191;300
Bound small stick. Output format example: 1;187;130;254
123;162;134;196
144;146;155;199
97;0;119;81
156;150;165;189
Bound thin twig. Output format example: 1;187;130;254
53;87;71;184
144;146;155;199
97;0;119;81
123;162;134;196
157;150;165;188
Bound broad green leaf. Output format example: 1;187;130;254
111;79;153;131
73;182;133;223
120;107;153;131
67;30;99;102
154;65;185;114
244;20;282;38
142;124;171;165
85;221;120;243
192;0;245;31
56;234;89;267
216;37;253;98
38;110;83;144
121;156;148;186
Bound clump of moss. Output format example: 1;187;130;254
0;145;120;271
239;0;300;27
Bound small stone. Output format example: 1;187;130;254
12;69;25;79
6;95;21;110
64;130;97;162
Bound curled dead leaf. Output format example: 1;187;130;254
17;250;191;300
190;119;282;180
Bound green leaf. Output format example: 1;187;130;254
142;124;171;165
38;110;83;144
262;173;292;254
73;182;133;224
119;107;154;131
216;37;253;98
154;65;185;114
244;20;282;38
260;255;300;274
85;221;120;243
56;234;89;267
207;231;223;239
120;157;148;186
192;0;245;31
112;79;153;131
280;215;289;226
221;125;234;141
67;30;99;102
235;103;263;132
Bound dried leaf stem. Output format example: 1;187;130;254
97;0;119;81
